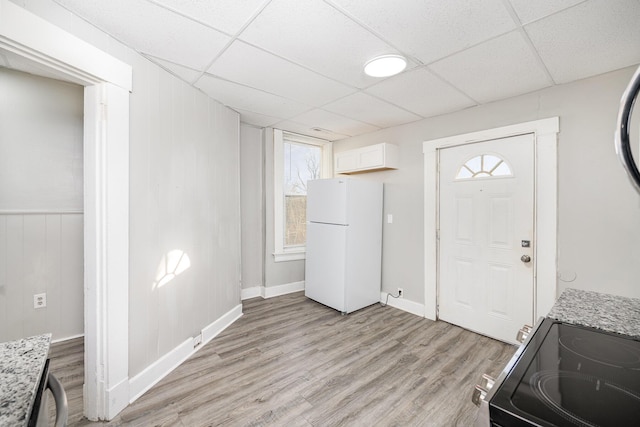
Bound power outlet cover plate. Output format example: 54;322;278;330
34;293;47;309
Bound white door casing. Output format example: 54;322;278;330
423;118;559;324
0;0;132;420
438;134;534;343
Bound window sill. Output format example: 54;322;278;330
273;250;306;262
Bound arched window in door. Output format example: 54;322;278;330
455;154;512;179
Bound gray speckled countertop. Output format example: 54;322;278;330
0;334;51;427
548;288;640;339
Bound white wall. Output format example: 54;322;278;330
240;124;264;289
127;57;241;377
13;0;242;380
0;67;84;342
334;65;640;305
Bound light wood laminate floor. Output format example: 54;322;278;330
48;292;515;426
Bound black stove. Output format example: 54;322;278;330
489;317;640;427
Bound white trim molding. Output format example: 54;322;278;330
51;333;85;344
0;1;131;91
273;248;306;263
241;286;263;300
128;304;242;403
84;82;131;421
0;1;133;420
380;293;426;318
272;129;332;262
423;117;559;321
241;281;305;300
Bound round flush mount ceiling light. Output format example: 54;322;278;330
364;54;407;77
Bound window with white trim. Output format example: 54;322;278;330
273;129;332;262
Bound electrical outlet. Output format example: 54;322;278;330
34;293;46;309
193;333;203;348
398;288;403;298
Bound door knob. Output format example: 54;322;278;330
521;255;531;263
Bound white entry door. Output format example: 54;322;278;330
438;133;534;344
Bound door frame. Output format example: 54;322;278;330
0;1;131;420
423;117;559;322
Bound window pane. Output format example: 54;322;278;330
492;162;512;176
285;195;306;246
466;155;482;173
283;141;321;246
456;167;473;179
483;155;501;171
455;154;512;180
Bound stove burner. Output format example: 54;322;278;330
530;370;640;427
559;333;640;369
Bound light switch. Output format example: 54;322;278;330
387;214;393;224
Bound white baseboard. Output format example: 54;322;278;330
241;286;262;300
241;281;305;300
202;304;243;343
51;333;84;343
380;292;426;318
105;377;129;420
128;304;243;403
264;281;304;298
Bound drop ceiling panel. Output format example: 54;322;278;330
195;74;311;119
207;41;356;107
43;0;640;139
238;0;403;88
507;0;586;24
145;55;203;84
366;68;476;118
525;0;640;83
272;120;349;141
149;0;268;35
55;0;231;70
429;31;552;103
288;109;380;136
323;92;421;128
329;0;517;64
234;108;281;128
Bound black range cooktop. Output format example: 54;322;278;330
490;317;640;427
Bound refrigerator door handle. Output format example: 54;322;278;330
615;65;640;195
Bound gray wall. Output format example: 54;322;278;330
0;68;83;211
334;65;640;305
16;0;242;378
0;67;84;342
241;125;307;291
127;58;241;377
240;124;264;289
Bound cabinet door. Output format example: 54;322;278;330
358;145;385;169
335;143;397;174
335;151;358;172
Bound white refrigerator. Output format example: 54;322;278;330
304;177;383;313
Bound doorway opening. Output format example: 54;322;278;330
0;0;132;420
0;67;84;345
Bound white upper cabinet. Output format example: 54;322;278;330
334;143;399;174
